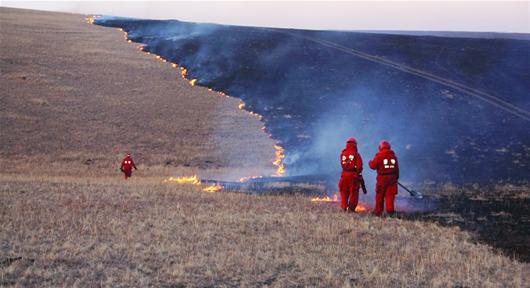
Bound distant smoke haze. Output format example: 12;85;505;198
2;1;529;34
95;17;529;184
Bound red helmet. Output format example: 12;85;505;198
378;140;391;151
346;137;357;144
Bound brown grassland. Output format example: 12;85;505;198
1;175;528;287
0;7;276;179
1;7;529;287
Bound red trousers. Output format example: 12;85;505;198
338;172;360;210
122;168;132;179
374;175;397;215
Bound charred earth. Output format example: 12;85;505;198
95;17;530;184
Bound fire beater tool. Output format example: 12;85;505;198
398;182;423;199
359;175;367;194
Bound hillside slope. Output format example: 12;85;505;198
95;17;530;182
0;8;276;179
0;8;528;287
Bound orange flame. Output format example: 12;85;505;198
311;194;339;202
203;184;223;193
249;111;262;120
311;193;369;212
164;176;224;193
355;204;368;213
85;16;95;24
273;144;285;176
172;63;178;68
189;79;197;86
238;102;245;110
164;175;200;185
181;68;187;78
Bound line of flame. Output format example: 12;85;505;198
203;184;223;193
89;17;286;179
164;175;201;185
311;194;339;203
311;193;369;212
163;175;223;193
236;102;284;176
273;144;286;176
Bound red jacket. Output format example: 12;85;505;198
368;147;399;178
340;142;363;177
121;155;137;171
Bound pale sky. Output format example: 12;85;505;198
2;1;529;33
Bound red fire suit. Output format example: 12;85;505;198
120;154;137;179
369;141;399;215
338;141;363;211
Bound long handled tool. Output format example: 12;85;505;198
359;175;368;194
398;182;423;199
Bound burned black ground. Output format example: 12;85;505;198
402;185;530;262
95;17;530;183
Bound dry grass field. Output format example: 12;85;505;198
1;7;529;287
0;7;275;179
1;175;528;287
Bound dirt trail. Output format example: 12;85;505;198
0;8;276;179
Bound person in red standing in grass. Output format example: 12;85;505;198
369;140;399;216
120;153;137;180
338;137;363;212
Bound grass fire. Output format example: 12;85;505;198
164;175;223;193
1;6;529;288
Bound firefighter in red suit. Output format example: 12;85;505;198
369;140;399;216
338;137;363;212
120;153;137;180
